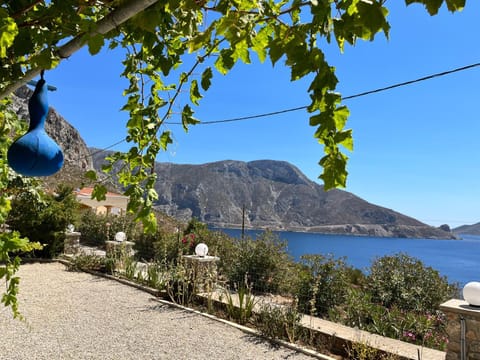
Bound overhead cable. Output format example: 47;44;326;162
82;61;480;156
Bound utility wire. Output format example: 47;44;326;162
81;61;480;158
88;139;127;158
164;61;480;125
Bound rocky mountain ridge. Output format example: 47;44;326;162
91;151;455;239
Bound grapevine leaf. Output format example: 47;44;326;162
181;105;200;132
0;14;18;58
190;79;202;105
87;33;105;55
201;67;213;91
85;170;97;180
214;49;235;75
92;184;107;201
159;131;173;150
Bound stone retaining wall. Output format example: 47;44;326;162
441;299;480;360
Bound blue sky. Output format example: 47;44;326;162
43;2;480;228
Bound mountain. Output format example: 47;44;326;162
453;223;480;236
91;150;456;239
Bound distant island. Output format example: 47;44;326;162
453;223;480;236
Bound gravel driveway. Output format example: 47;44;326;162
0;262;319;360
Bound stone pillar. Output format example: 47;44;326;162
182;255;219;293
440;299;480;360
64;231;81;255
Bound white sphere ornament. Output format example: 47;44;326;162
114;231;126;242
195;243;208;257
463;281;480;307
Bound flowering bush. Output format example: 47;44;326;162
330;287;449;351
367;253;459;313
181;233;197;253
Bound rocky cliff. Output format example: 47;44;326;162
91;151;456;239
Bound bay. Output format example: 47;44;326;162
216;228;480;287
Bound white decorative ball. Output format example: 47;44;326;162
114;231;126;242
195;243;208;257
463;281;480;306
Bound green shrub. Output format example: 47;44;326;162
7;184;78;258
67;254;109;272
78;211;137;248
134;228;180;262
223;230;296;294
255;302;302;343
134;219;233;263
296;254;350;317
331;287;449;350
367;253;458;313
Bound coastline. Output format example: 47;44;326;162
209;223;458;240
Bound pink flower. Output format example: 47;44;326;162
403;331;416;342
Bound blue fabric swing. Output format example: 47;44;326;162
7;72;64;176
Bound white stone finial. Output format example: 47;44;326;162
114;231;126;242
195;243;208;257
463;282;480;307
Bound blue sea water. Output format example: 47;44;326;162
216;228;480;287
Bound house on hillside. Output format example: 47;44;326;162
75;187;128;215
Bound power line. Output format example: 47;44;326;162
87;61;480;156
165;61;480;125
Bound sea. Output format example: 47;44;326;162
215;228;480;287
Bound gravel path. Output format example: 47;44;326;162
0;262;318;360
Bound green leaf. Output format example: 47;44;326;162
159;131;173;150
181;105;200;131
405;0;443;15
268;36;286;66
233;40;251;64
142;212;157;234
30;49;60;70
214;49;235;75
189;79;202;105
0;14;18;58
335;129;354;151
251;27;271;63
201;67;213;91
319;151;349;190
333;106;350;130
85;170;97;181
91;184;107;201
446;0;465;11
87;33;105;55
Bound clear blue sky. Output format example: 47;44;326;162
43;2;480;228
